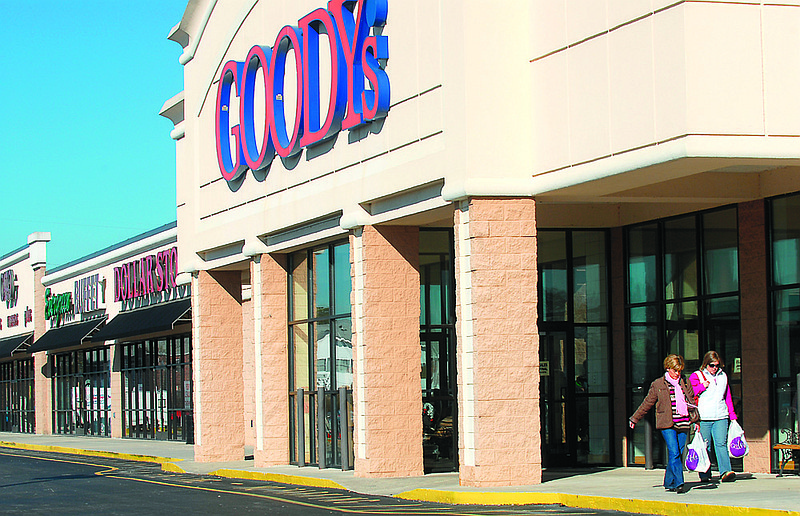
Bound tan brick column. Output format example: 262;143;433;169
454;198;540;487
254;253;290;466
193;270;244;462
32;265;52;435
351;225;423;477
610;227;628;466
109;344;123;437
242;296;255;450
738;200;770;473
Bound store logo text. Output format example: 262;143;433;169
45;288;72;324
114;247;179;302
215;0;390;183
1;269;18;309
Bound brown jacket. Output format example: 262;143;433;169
630;375;697;430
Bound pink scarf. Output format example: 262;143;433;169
664;372;689;416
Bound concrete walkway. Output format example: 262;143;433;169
1;432;798;516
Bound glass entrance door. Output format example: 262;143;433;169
540;331;570;465
421;331;456;472
538;230;612;467
540;328;612;467
420;229;457;473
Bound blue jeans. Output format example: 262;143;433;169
660;428;687;489
699;419;732;480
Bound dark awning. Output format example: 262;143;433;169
91;299;191;343
0;332;34;358
27;318;107;354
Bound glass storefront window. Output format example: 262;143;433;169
334;318;353;389
628;223;658;305
52;347;110;437
291;252;309;321
539;229;611;467
574;326;609;394
420;229;457;473
288;240;352;469
573;231;608;323
769;194;800;472
772;195;800;286
704;209;739;295
313;248;331;318
664;216;697;301
0;359;34;433
629;324;659;385
292;324;311;391
538;231;568;322
625;207;741;467
121;335;193;441
334;243;351;316
665;300;699;365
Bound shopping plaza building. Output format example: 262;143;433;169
0;225;192;442
2;0;800;487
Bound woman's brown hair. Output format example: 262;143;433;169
701;350;725;370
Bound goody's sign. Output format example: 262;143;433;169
215;0;390;183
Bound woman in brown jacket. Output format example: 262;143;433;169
629;354;697;494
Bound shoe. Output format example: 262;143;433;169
721;471;736;482
676;484;689;494
699;477;711;483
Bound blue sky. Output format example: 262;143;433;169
0;2;187;268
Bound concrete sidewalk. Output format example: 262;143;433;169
1;432;798;516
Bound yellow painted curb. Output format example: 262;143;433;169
395;489;800;516
396;489;562;506
209;468;346;490
160;461;188;474
0;440;185;474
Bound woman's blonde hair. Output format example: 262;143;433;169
663;354;685;372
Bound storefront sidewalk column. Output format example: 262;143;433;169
109;344;123;438
253;254;290;467
738;200;770;473
32;259;51;435
454;198;541;486
193;270;244;462
351;225;423;477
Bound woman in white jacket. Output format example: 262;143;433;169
690;350;738;483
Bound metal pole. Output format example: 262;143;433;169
297;388;305;467
794;373;800;471
644;419;654;470
339;386;349;471
318;387;326;469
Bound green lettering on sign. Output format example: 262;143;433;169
44;288;73;324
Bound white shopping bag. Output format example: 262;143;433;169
728;420;749;458
685;430;711;472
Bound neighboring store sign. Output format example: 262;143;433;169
215;0;390;183
1;269;18;309
45;288;73;325
114;247;178;302
75;273;102;315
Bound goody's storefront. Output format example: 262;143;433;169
161;0;800;484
